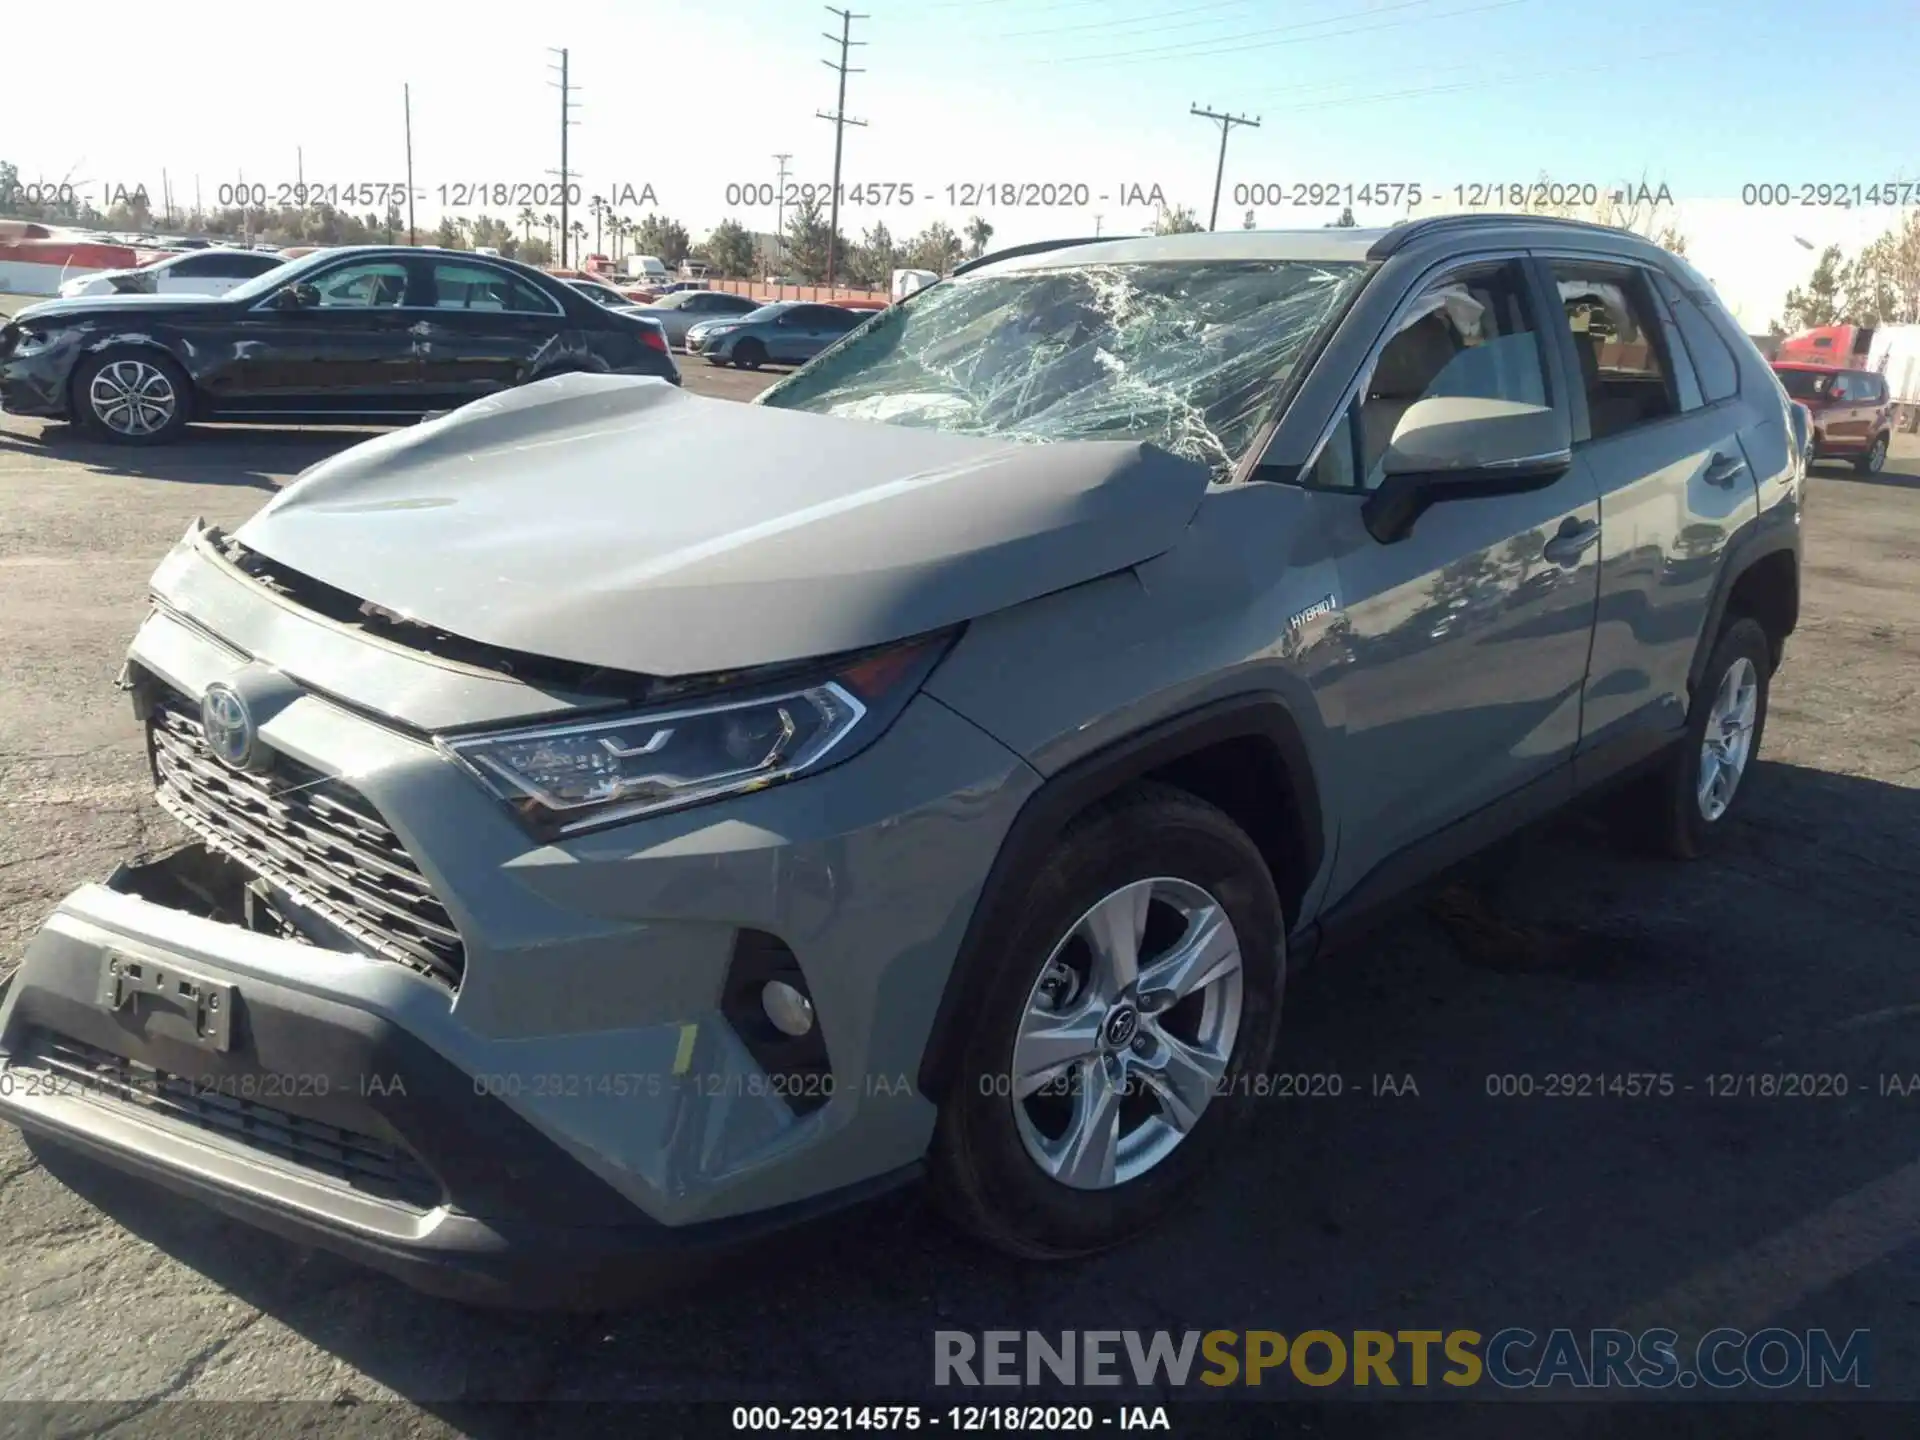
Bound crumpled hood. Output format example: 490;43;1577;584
236;373;1210;676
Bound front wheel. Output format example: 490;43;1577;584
929;783;1284;1259
73;349;192;445
1855;433;1889;475
732;339;766;370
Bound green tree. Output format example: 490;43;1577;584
1777;246;1849;333
963;214;994;259
703;219;756;278
633;212;691;266
903;220;962;273
1151;203;1204;234
1841;211;1920;325
847;220;897;287
784;196;841;281
1326;206;1357;227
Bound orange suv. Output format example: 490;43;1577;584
1772;363;1893;474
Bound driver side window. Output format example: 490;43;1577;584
1309;262;1548;491
307;261;410;308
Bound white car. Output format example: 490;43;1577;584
56;247;291;299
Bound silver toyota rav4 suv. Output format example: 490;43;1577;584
0;216;1802;1304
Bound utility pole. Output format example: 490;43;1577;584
548;48;582;267
1094;213;1103;237
1190;104;1260;232
161;169;172;227
817;7;867;289
403;84;416;244
772;152;792;277
296;146;304;196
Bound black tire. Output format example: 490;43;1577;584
929;782;1285;1260
72;348;193;445
1855;432;1889;475
1627;616;1773;859
733;339;766;370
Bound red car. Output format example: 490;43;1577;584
1771;363;1892;474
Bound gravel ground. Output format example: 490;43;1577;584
1;303;1917;1429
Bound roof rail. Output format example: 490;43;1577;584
1365;212;1631;261
951;236;1108;276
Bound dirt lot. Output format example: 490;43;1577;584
1;313;1918;1426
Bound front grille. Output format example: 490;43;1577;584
147;690;465;989
20;1031;443;1211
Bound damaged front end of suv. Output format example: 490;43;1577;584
0;243;1370;1304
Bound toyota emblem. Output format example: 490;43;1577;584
199;683;257;771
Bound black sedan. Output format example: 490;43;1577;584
0;246;680;445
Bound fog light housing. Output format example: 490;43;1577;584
762;980;815;1037
721;930;833;1116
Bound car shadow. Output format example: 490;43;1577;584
18;759;1920;1418
0;421;390;490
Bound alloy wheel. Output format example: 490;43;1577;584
1697;655;1759;822
1866;436;1887;473
89;359;177;437
1009;876;1243;1190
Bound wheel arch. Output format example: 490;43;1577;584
915;694;1324;1103
1690;528;1800;689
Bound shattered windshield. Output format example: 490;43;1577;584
755;259;1367;478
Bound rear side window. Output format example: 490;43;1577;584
1551;264;1680;442
1666;289;1740;404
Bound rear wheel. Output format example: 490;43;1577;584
1855;432;1888;475
1621;616;1773;859
73;349;192;445
929;783;1284;1259
733;339;767;370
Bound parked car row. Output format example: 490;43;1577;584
0;245;681;445
687;300;868;368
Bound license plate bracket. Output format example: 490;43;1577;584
98;952;236;1053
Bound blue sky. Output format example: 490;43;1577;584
7;0;1919;322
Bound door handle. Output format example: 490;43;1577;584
409;320;433;337
1542;519;1601;566
1704;451;1747;487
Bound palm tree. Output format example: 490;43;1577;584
590;195;606;255
964;214;994;259
570;219;588;264
517;205;536;242
542;213;557;251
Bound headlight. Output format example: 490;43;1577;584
439;632;955;837
9;326;54;357
705;324;739;338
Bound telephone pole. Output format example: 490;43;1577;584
1190;104;1260;231
548;48;583;266
773;152;792;275
817;7;868;289
403;85;416;244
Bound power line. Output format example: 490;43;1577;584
1042;0;1524;68
817;6;868;289
547;48;582;266
1000;0;1260;40
1192;104;1260;232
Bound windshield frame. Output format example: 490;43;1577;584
754;258;1371;482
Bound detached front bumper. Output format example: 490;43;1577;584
0;849;915;1306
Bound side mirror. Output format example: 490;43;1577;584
1361;396;1571;544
